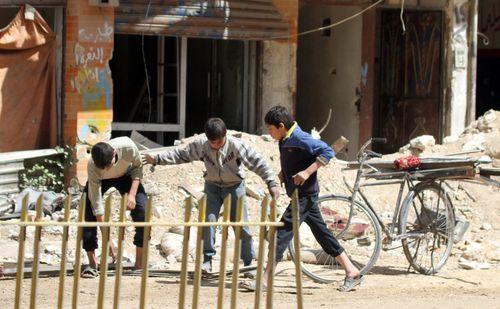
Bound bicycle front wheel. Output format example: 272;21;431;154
399;182;455;275
289;195;382;284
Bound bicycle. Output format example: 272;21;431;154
289;138;458;283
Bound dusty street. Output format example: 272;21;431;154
1;256;499;308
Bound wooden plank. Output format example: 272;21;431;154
410;166;478;180
180;183;204;201
2;262;138;278
480;167;500;177
346;158;479;170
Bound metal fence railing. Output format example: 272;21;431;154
0;190;305;309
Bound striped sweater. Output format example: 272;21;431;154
156;135;277;188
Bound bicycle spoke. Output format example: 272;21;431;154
400;182;455;275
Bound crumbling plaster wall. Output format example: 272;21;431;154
260;41;296;130
296;5;362;157
446;0;472;137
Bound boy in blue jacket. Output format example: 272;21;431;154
242;105;363;292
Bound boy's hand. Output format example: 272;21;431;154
269;186;280;199
127;194;136;210
142;153;156;165
292;170;310;186
278;171;284;186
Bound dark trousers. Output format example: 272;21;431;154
275;195;344;261
82;175;148;252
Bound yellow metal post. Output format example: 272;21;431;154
72;194;86;308
192;195;207;309
29;195;44;309
97;196;112;309
57;194;72;309
179;196;193;309
216;194;232;309
291;190;304;309
230;197;244;309
254;196;270;309
266;197;277;309
113;194;128;309
139;196;153;309
14;194;29;309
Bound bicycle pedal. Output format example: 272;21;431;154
382;237;392;245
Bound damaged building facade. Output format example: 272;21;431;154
0;0;496;185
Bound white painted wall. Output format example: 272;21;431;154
260;41;296;130
296;5;362;158
447;0;470;137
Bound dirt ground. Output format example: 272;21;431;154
1;256;499;308
1;111;500;308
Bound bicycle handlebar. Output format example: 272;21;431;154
357;137;387;161
371;138;387;144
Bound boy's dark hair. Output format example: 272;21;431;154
91;142;115;169
204;117;227;140
264;106;294;129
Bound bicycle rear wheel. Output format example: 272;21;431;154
289;195;382;284
399;182;455;275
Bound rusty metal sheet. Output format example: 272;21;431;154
0;0;66;6
115;0;290;40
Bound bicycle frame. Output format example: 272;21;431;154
340;138;418;242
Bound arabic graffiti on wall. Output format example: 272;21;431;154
78;21;113;42
72;19;114;162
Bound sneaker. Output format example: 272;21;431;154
201;260;212;273
81;265;98;278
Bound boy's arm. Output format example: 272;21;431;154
129;145;144;181
239;143;278;192
145;140;203;166
292;161;322;186
293;135;334;186
87;164;105;216
127;179;140;210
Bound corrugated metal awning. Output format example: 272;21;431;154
115;0;291;40
0;0;66;6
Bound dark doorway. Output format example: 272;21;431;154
375;10;443;153
186;39;246;136
111;35;180;145
476;51;500;118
